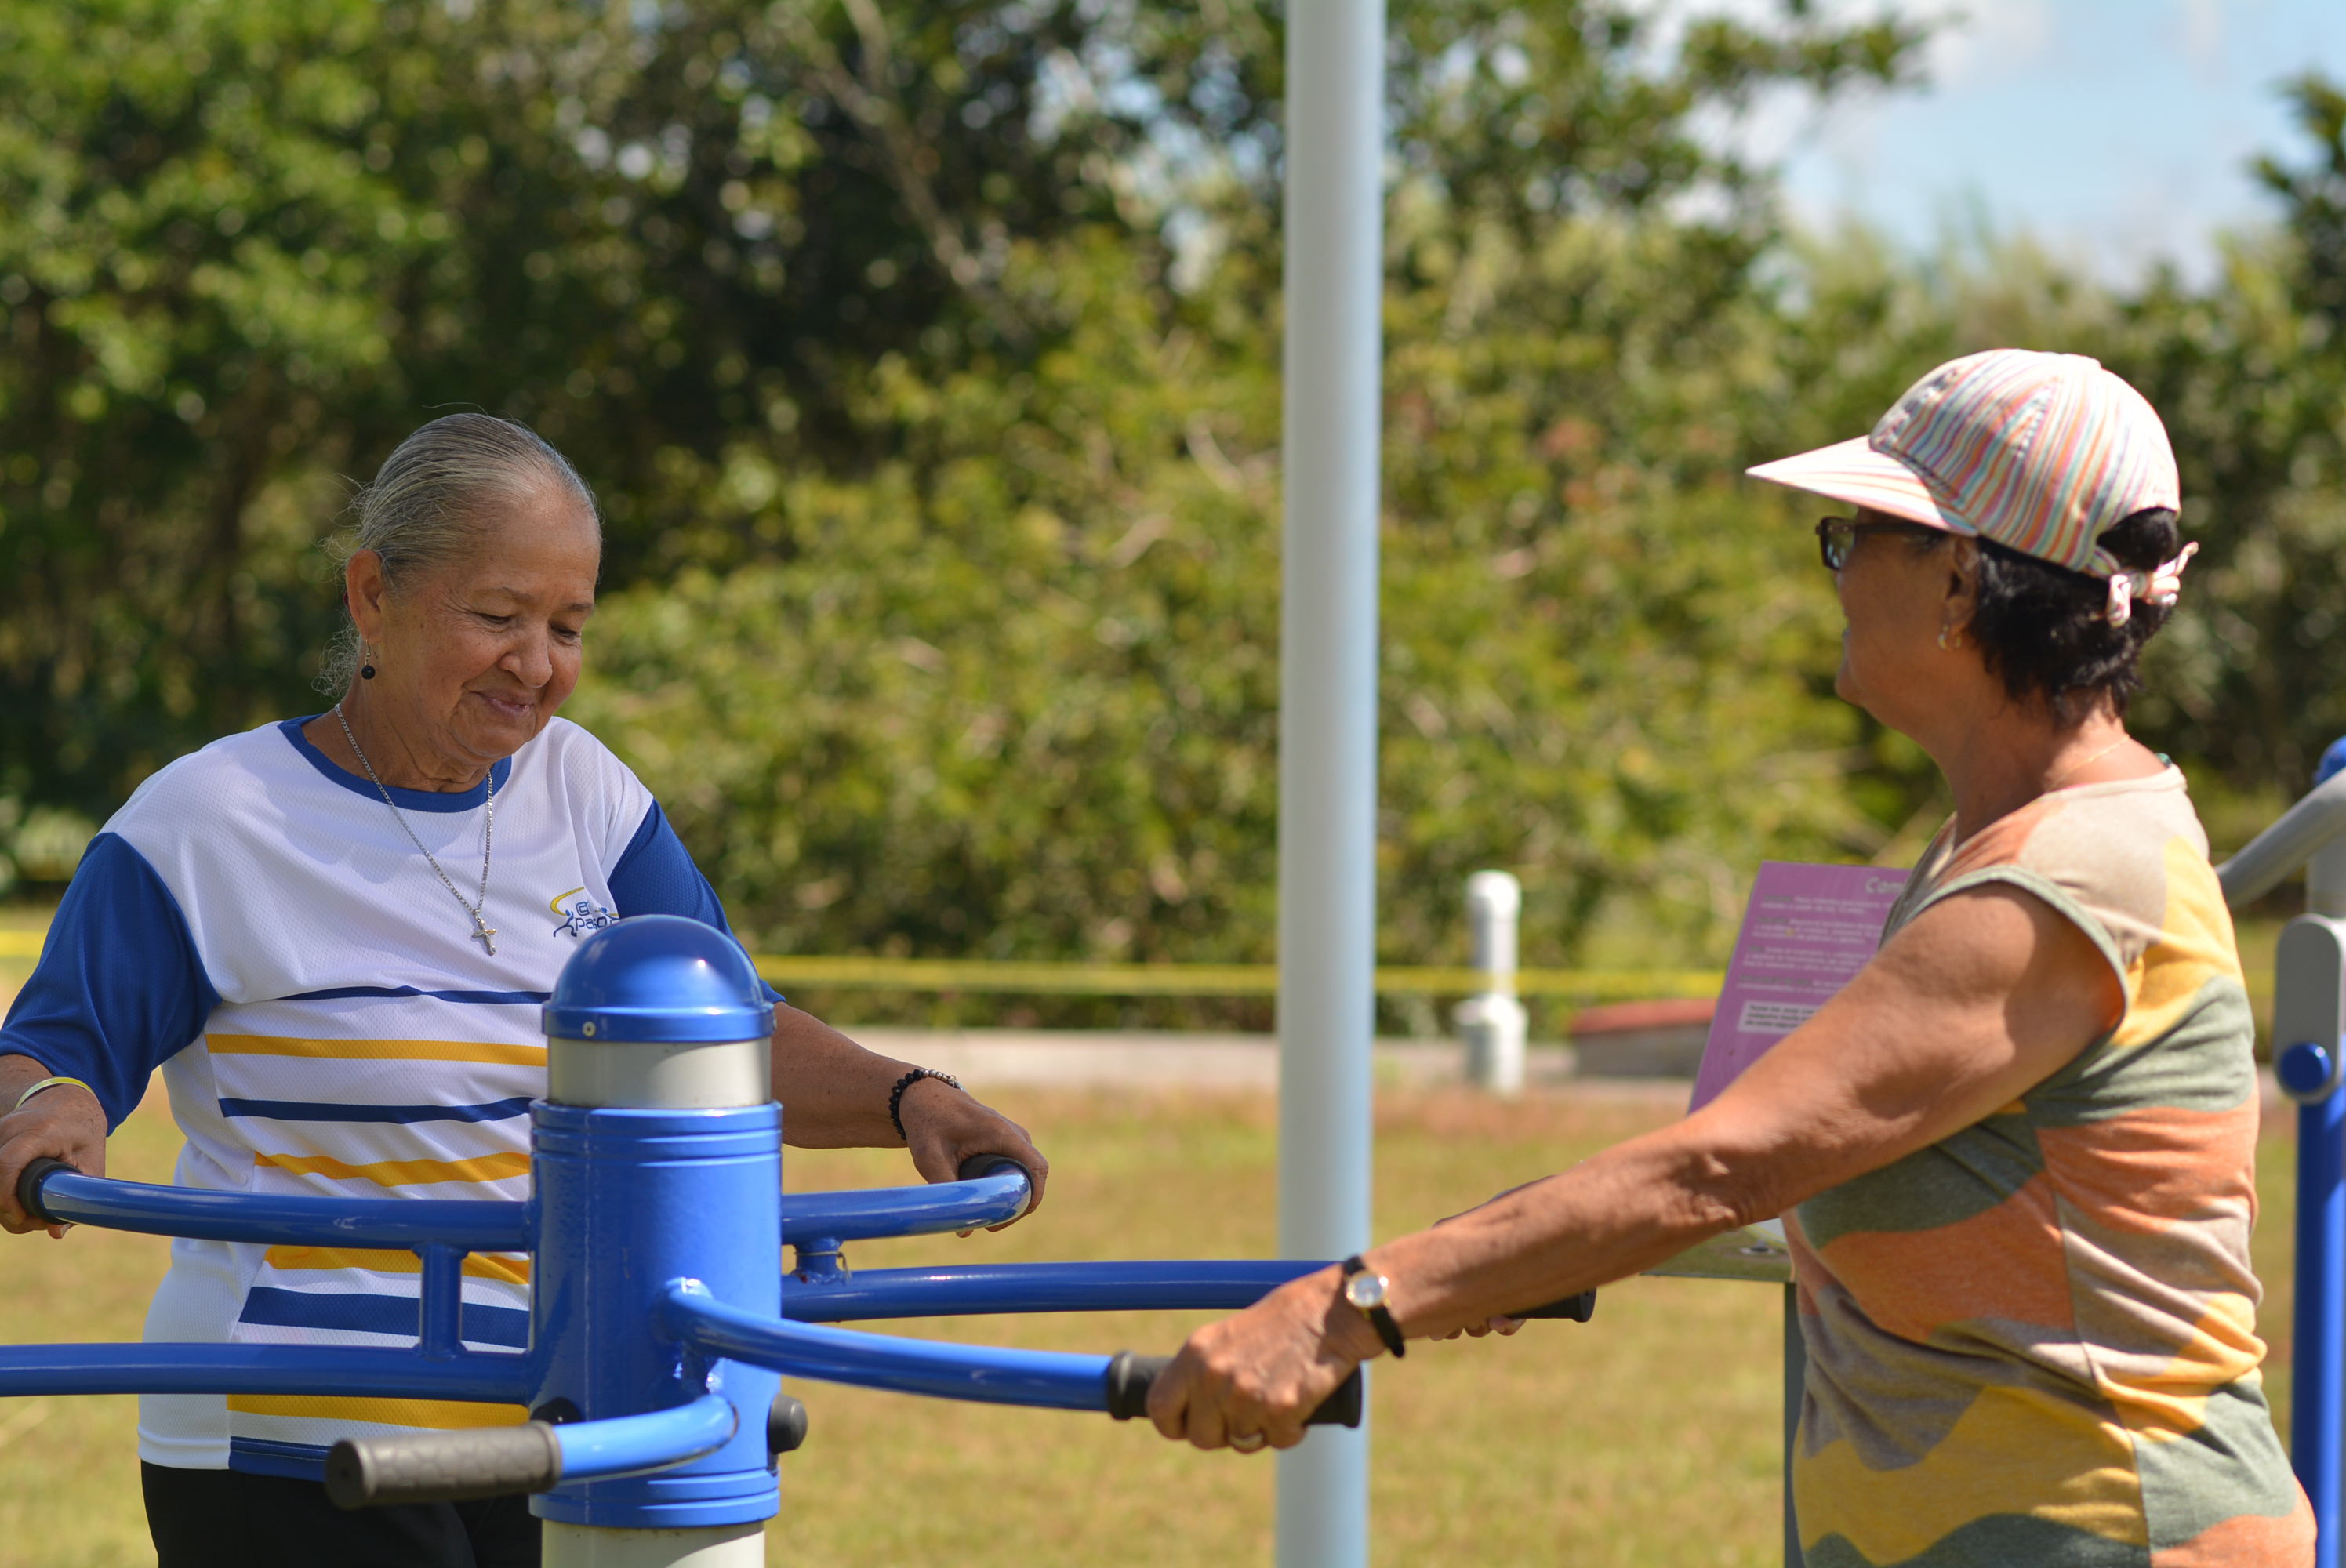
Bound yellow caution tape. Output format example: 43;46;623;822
752;956;1720;1000
0;924;1717;1001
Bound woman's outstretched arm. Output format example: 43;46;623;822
1148;881;2123;1451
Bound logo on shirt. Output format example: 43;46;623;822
549;887;619;938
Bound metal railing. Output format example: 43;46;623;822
2219;760;2346;1568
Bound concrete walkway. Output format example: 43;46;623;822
849;1027;1675;1098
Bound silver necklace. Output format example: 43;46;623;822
335;703;500;956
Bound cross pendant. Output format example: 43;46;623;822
471;916;499;957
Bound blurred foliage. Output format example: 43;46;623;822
7;0;2346;1013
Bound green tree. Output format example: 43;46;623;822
563;0;1937;1010
0;0;1231;809
1;0;1931;989
2102;74;2346;791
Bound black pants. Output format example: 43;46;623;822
143;1462;540;1568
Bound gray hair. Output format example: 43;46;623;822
316;413;601;694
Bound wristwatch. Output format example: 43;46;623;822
1339;1255;1406;1359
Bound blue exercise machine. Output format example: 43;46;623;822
27;748;2344;1568
1;915;1591;1566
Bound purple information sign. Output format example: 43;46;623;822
1687;861;1911;1112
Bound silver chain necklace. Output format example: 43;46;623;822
335;702;500;956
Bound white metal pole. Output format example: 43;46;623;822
1276;2;1384;1564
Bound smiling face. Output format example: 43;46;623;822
346;481;601;785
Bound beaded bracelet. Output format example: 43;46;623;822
888;1068;962;1143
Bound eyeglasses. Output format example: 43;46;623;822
1814;516;1943;572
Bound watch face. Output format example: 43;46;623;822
1344;1272;1389;1311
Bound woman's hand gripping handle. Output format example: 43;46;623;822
0;1060;105;1237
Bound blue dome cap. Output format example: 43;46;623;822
2319;735;2346;789
543;915;775;1044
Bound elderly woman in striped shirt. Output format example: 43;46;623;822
1149;350;2313;1566
0;413;1049;1568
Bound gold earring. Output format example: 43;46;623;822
1938;626;1963;651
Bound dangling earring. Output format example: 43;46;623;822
1937;626;1964;652
360;663;376;680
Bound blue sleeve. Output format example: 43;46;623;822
609;802;783;1004
1;833;221;1130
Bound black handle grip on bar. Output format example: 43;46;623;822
14;1155;72;1225
325;1423;562;1509
955;1152;1038;1222
1104;1352;1364;1428
1513;1289;1597;1322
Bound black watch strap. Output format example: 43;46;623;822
1340;1254;1407;1359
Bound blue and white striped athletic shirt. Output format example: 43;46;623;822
1;715;772;1475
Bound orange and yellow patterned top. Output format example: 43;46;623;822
1788;768;2313;1567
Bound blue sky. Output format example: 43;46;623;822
1761;0;2346;283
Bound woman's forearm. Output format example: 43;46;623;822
1366;1122;1753;1338
0;1053;60;1105
764;1007;921;1147
763;1007;1051;1210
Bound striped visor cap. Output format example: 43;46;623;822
1746;349;2180;578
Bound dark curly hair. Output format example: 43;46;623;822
1866;506;2181;720
1966;508;2181;720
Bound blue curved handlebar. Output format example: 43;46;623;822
661;1281;1111;1412
554;1391;738;1483
0;1342;533;1402
783;1260;1320;1321
28;1169;533;1252
781;1166;1031;1243
26;1163;1030;1252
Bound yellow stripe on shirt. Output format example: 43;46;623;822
207;1034;546;1065
255;1151;532;1187
227;1394;527;1430
263;1246;532;1287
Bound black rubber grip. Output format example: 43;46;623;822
1104;1352;1364;1428
325;1422;562;1509
1513;1290;1597;1322
768;1393;809;1456
13;1156;71;1224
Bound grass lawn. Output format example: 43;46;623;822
0;1080;2308;1568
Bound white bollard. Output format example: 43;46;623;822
1458;871;1527;1095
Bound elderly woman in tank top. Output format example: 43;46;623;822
0;413;1050;1568
1148;351;2315;1564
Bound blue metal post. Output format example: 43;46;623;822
531;1101;782;1530
2286;1040;2346;1568
532;915;781;1563
417;1244;464;1359
1784;1283;1804;1568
